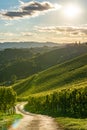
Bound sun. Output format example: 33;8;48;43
64;4;81;19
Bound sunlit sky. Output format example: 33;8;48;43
0;0;87;43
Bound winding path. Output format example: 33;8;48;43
8;103;62;130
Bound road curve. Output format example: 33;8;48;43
8;103;62;130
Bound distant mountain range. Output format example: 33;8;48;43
0;42;61;50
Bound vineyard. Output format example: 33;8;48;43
13;53;87;97
25;81;87;118
10;52;87;119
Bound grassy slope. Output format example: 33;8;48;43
0;44;87;82
13;53;87;97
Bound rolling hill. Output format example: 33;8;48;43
0;44;87;83
13;53;87;97
0;42;60;50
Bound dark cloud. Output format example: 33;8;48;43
3;10;34;18
22;2;53;11
1;1;55;19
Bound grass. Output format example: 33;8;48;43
0;113;22;129
26;78;87;98
0;113;22;121
13;53;87;98
56;117;87;130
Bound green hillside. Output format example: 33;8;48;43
0;46;58;83
13;53;87;97
0;44;87;83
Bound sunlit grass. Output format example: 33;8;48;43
0;113;22;130
56;117;87;130
0;113;22;122
13;53;87;98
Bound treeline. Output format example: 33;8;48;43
25;86;87;118
0;87;16;114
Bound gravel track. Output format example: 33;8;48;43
8;103;62;130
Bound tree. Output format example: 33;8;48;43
11;75;17;84
0;87;17;114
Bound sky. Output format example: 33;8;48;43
0;0;87;43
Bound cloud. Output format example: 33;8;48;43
0;1;57;20
21;32;33;36
0;31;34;37
36;25;87;36
0;32;14;36
5;22;14;26
18;0;24;5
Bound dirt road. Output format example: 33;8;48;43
8;103;62;130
